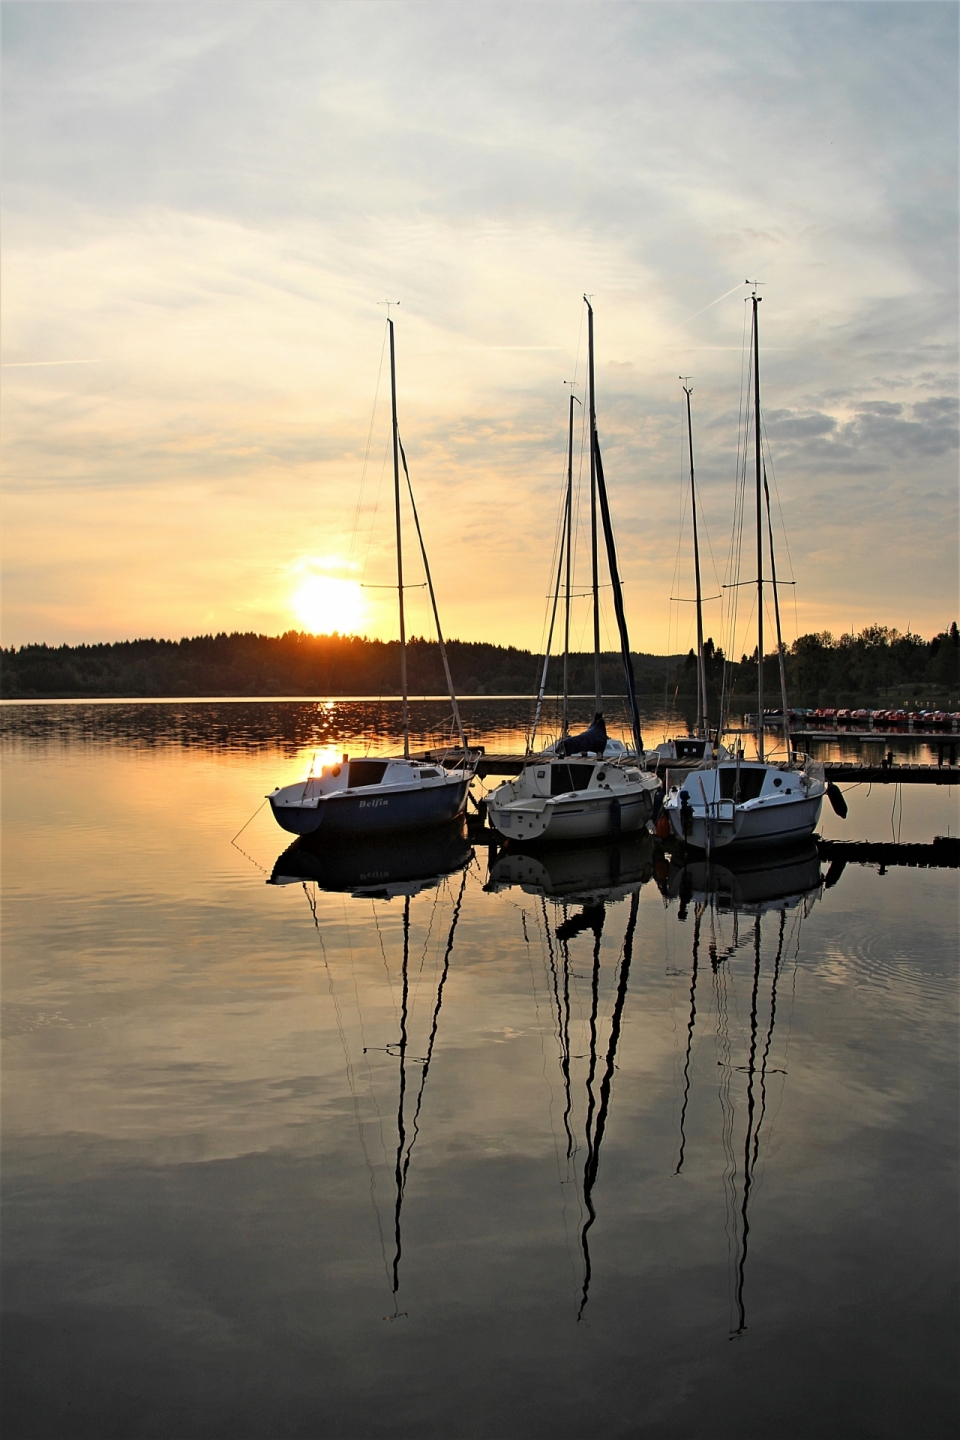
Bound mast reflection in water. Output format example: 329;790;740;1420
390;871;468;1309
272;821;472;1317
661;839;824;1335
488;833;654;1319
5;700;955;1437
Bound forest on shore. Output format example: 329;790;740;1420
0;632;679;700
672;622;959;710
1;622;957;704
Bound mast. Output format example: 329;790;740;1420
752;293;764;763
764;465;792;756
389;319;409;758
683;383;708;738
593;436;644;755
586;298;602;712
562;392;576;738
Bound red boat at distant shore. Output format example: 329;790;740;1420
801;707;959;732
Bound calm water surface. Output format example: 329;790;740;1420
3;701;958;1439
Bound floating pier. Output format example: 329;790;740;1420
790;729;958;747
424;751;960;785
817;836;959;869
821;762;958;785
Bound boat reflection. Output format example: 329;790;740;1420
268;818;473;899
485;830;656;906
659;837;824;918
665;839;825;1336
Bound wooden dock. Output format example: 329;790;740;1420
817;836;959;869
821;762;959;785
424;751;960;785
789;729;958;746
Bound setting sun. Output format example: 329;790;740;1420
291;575;366;635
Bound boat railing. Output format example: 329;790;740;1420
433;744;483;775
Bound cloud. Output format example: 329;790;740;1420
1;2;957;649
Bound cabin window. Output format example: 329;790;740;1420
419;768;440;779
719;767;766;802
348;760;388;788
551;763;595;796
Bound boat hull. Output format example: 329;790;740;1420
269;777;470;837
490;786;655;844
667;792;823;851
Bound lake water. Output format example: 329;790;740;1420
2;700;958;1439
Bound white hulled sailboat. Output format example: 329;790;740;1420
268;318;476;837
662;288;836;853
486;299;661;844
646;382;724;768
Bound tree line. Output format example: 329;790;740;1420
3;624;955;703
0;631;681;699
669;623;959;710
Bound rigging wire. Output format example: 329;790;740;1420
759;412;801;646
360;437;393;593
348;322;390;569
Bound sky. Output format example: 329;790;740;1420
1;0;957;658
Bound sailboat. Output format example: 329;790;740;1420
661;289;834;852
268;318;476;837
646;383;723;767
485;299;661;844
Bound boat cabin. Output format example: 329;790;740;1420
670;763;803;809
519;760;645;798
292;758;444;802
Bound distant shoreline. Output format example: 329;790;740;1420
2;625;956;706
0;694;584;706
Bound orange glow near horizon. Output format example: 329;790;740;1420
1;9;954;656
